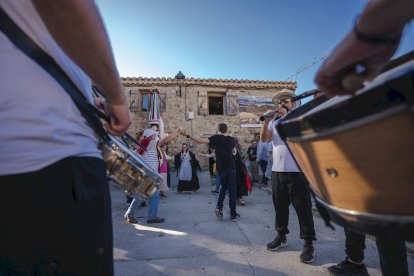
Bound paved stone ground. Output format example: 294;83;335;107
111;171;414;275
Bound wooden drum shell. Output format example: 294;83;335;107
287;109;414;216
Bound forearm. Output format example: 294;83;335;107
32;0;124;104
188;135;209;144
357;0;414;37
159;132;179;146
260;123;272;142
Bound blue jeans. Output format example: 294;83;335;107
125;190;160;219
258;160;268;184
246;160;259;182
216;169;237;216
214;172;221;192
147;190;160;219
265;154;273;179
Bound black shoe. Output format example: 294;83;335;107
300;244;315;263
147;217;165;224
215;208;223;220
266;235;288;251
140;201;147;207
126;195;133;204
231;213;240;222
327;258;369;275
211;190;219;194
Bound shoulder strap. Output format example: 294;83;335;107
0;7;108;141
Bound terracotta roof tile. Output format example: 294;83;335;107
121;76;297;90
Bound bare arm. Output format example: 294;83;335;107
260;123;272;143
32;0;131;135
200;153;215;158
188;135;210;145
159;131;179;147
178;128;210;144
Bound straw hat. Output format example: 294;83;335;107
271;89;296;105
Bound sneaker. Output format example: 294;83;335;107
126;195;133;204
231;213;240;222
124;215;138;224
266;235;288;251
147;217;165;224
327;257;369;275
300;244;315;263
215;208;223;220
211;190;219;194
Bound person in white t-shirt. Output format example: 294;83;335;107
260;91;316;264
0;1;131;275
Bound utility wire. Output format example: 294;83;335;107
285;45;335;82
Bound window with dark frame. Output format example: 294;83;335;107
208;94;224;115
141;91;151;112
129;89;152;112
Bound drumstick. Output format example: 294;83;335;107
341;65;365;91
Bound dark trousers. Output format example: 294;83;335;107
344;228;408;276
0;157;113;276
258;160;268;184
271;172;316;241
344;228;366;263
216;169;237;216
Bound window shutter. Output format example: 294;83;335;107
225;91;239;116
198;91;208;116
129;90;139;112
159;93;167;112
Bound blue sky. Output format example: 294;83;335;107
96;0;414;95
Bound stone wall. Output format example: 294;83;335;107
122;77;296;170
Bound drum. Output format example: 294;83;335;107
277;60;414;239
100;134;162;200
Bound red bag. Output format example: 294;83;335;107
242;166;252;193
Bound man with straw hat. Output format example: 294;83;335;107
260;89;316;264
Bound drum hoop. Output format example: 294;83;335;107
278;69;414;141
316;197;414;223
108;134;162;183
285;105;407;141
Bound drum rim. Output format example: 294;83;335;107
108;134;162;182
277;69;414;141
316;197;414;223
285;105;407;141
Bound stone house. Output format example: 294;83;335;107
122;75;296;169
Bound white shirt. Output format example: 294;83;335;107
268;119;300;172
0;1;101;175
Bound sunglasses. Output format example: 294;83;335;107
277;98;291;105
